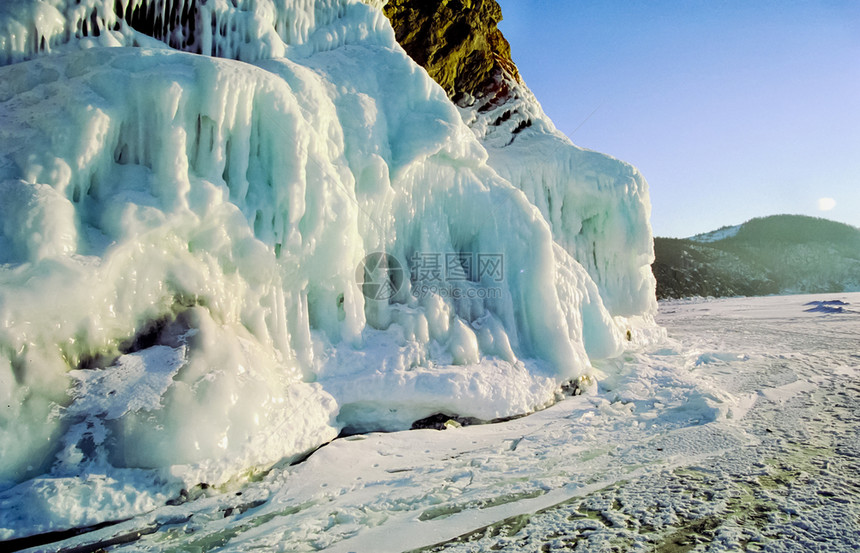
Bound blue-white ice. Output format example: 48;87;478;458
0;0;658;538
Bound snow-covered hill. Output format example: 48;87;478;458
0;0;657;539
688;224;741;243
654;215;860;299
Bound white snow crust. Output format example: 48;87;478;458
0;0;658;536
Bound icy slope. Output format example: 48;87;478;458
0;0;656;538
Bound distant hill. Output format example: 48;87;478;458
653;215;860;299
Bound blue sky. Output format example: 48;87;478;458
496;0;860;237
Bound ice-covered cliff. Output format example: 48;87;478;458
381;0;657;320
0;0;657;538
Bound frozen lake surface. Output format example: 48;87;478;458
15;292;860;552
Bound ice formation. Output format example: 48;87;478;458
380;0;656;318
456;63;656;320
0;0;657;537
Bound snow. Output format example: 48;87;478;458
0;0;660;535
5;292;856;551
757;378;813;403
689;224;742;242
66;345;187;421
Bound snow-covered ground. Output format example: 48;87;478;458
9;291;858;552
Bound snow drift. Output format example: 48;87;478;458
0;0;656;536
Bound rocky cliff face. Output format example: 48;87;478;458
382;0;520;106
381;0;538;148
